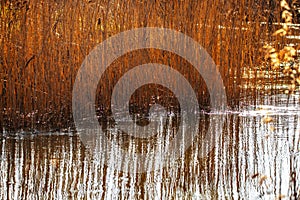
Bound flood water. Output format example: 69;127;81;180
0;86;299;199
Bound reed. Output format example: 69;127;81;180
264;0;300;94
0;0;276;131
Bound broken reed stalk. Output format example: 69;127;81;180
1;0;270;131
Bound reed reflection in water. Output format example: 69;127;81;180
0;94;299;199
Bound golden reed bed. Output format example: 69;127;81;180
0;0;280;131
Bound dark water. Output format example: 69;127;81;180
0;90;299;199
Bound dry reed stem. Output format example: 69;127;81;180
0;0;272;131
264;0;300;94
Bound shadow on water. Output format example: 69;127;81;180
0;91;299;199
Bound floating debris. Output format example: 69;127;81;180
275;194;287;200
259;175;269;186
262;116;274;123
269;126;275;132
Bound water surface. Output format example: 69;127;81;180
0;92;299;199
